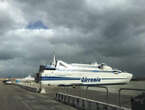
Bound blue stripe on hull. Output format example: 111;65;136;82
40;76;128;81
40;76;80;80
56;69;120;73
58;83;128;86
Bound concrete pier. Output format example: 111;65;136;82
0;82;77;110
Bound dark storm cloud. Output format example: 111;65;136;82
0;0;145;77
0;13;15;37
0;50;20;60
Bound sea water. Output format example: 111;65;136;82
89;81;145;96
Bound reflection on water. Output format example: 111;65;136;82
89;81;145;96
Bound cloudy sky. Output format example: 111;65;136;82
0;0;145;77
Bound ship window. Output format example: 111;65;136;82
113;70;120;74
113;70;121;73
59;63;66;67
45;68;56;70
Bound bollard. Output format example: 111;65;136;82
39;88;46;94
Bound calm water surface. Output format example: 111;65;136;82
89;81;145;96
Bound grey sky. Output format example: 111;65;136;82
0;0;145;77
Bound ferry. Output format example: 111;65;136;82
36;56;133;86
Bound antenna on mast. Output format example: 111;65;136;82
52;55;56;67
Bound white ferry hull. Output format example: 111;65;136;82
40;71;132;86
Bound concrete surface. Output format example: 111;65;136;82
0;83;77;110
